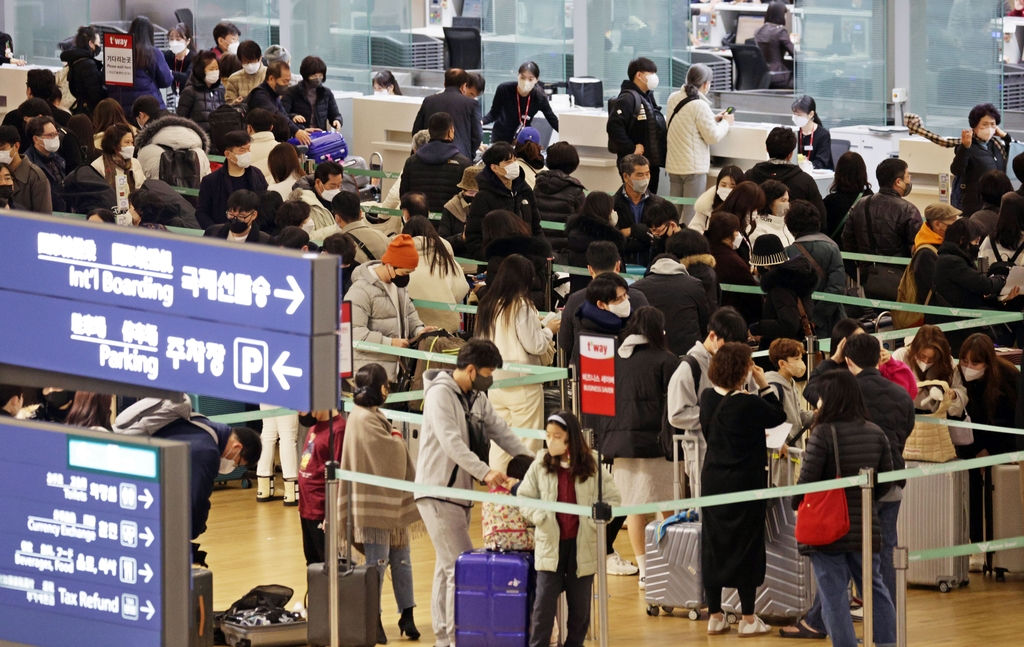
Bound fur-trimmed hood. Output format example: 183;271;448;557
680;253;716;269
135;115;210;153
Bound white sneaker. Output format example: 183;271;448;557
707;614;730;635
638;576;646;590
970;553;985;573
738;616;771;637
606;551;640;576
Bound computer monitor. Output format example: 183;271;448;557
453;16;481;30
735;15;764;44
462;0;482;19
802;18;835;52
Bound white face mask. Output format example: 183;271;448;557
168;40;187;55
502;162;521;180
732;232;744;250
227;41;240;56
301;218;315;234
917;360;933;374
0;150;13;165
787;358;807;379
119;145;135;160
606;297;631;318
232;151;252;169
243;62;261;75
518;78;537;94
609;211;618;227
745;369;753;385
645;73;660;90
547;437;567;457
42;137;60;153
792;114;809;128
961;366;985;382
774;201;790;218
717;186;733;201
977;127;996;142
205;70;221;85
218;457;238;475
321;188;341;202
374;89;388;96
630;177;650;194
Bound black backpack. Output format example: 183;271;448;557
157;145;202;190
208;104;246;155
56;165;116;214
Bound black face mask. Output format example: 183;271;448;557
463;194;474;204
471;372;493;392
228;218;250;234
45;390;74;409
297;413;319;428
0;185;13;200
391;273;410;289
969;243;981;259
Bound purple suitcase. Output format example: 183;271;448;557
289;131;348;164
454;550;535;647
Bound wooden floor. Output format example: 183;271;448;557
205;477;1024;646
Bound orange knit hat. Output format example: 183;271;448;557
382;234;419;270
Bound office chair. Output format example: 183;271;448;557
728;44;771;91
567;77;604;108
831;139;851;165
443;27;481;70
174;9;195;38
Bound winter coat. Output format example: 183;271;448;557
204;222;271;243
765;371;815;435
748;213;794;248
980;232;1024;270
290;175;335;231
567;301;629;366
411;87;484;160
90;156;146;194
891;346;968;418
399;140;472;213
787;232;847;335
482;235;552;311
749;256;818;346
60;47;107;114
439;192;472;250
708;239;762;326
565;214;626;293
407;236;469;332
338;219;392;264
106;48;173;114
517;451;621;576
176;76;226;133
283;79;342;130
482;298;554;413
533;169;585;251
745;161;827;220
680;253;721;315
135;115;212;181
631;257;710;356
558;287;649;362
415;369;530;506
612;185;664;266
140;179;202;229
195;166;268;228
246;82;299;135
951;133;1011;217
824;187;872;247
345;262;426;381
590;336;680;460
754;23;795;89
224;65;266;104
841;188;923;259
249;131;277;180
482;81;560;144
793;420;894;555
664;90;729;176
930;240;1006;315
606;80;667;166
465;166;542;259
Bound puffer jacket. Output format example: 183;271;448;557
282;79;342;130
517;450;621;575
399;140;472;213
841;188;923;260
565;214;625;293
664;90;729;176
135;115;212;181
534;169;585;251
793;420;893;555
680;254;721;315
465;166;542;259
786;232;847;335
224;65;266;104
176;76;226;133
631;258;710;356
290;175;335;230
590;335;680;460
60;47;106;114
345;262;426;381
930;240;1006;312
749;256;819;345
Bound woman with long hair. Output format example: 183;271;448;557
482;61;559;145
266;143;306;199
970;170;1013;236
715;180;766;261
980;190;1024;269
107;16;173;115
891;324;967;415
691;165;745;232
64;392;113;431
565;191;626;292
480;209;552;309
372;70;403;95
67;114;99;163
403;215;468;332
91;99;135;148
92;125;145;194
791;95;833;170
475;254;560;471
823;151;873;247
754;1;795;89
793;370;896;647
704;212;761;325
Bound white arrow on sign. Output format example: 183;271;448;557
141;599;155;620
138;488;153;510
139;563;153;584
140;526;154;548
272;351;303;390
272;275;305;315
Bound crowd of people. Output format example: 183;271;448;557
4;10;1024;647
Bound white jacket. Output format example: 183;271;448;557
747;214;794;248
137;125;211;181
250;131;277;180
979;233;1024;269
690;186;717;231
665;91;729;176
485;299;552;406
407;236;469;332
90;156;147;193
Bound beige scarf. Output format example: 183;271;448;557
339;405;423;548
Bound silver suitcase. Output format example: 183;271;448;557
991;464;1024;579
221;619;308;646
897;461;969;592
644;520;704;619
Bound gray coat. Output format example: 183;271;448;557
786;232;847;334
345;262;425;380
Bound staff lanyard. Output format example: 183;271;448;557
518;92;532;128
801;127;814;154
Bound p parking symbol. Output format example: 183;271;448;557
233;338;269;392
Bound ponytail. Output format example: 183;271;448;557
684;63;714;99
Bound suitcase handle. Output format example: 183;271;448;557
197;594;205;636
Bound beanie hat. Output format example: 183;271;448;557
750;234;788;267
382;234;419;270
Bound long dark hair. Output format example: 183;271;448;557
959;333;1019;416
578;191;615;226
716;181;765;222
829;318;865;360
765;1;788;25
813;370;869;426
372;70;403;95
830;151;870;194
995;192;1024;251
128;16;157;69
712;165;746;209
620;306;668;351
481;210;530;248
759;180;788;217
475;254;535;339
792;95;823;127
542;410;597;482
353;363;388;408
65;392;113;430
403;215;459;277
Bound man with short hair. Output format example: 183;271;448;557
18;98;83;171
330;191;391;263
607;57;667;193
196;130;268;228
0;124;51;214
464;72;486;99
400;111;472;212
225;40;267;103
25;116;66;211
400;191;431;223
415;339;534;647
411;68;483;159
246;108;277;178
131;95;169;129
613;153;669;265
0;384;23;417
247;61;312;145
203;189;269;243
211;22;241;59
745;126;827;219
49;87;72;128
292;159;344;230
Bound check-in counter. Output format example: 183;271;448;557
899;136;957;213
554;107;622;192
351;95;426;196
0;64;62;117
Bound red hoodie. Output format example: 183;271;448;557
297;416;346;521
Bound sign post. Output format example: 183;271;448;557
103;34;134;88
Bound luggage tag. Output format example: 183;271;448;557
115;174;129;212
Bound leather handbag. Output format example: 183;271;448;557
902;380;957;463
795;424;851;546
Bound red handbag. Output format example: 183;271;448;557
795;424;851;546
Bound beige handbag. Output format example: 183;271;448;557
902;380;957;463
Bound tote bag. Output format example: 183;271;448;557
795;424;851;546
902;380;957;463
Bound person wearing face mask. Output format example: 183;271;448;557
791;95;833;170
891;325;967;417
568;274;634;365
210;22;241;60
482;61;559;145
223;40;266;104
282;56;342;132
24;116;66;211
195;130;267;229
690;165;745;233
246;61;312;146
290;159;344;232
372;70;403;96
764;339;815;481
952;102;1012;218
0;125;50;214
202;189;269;242
60;26;107;116
464;142;542;260
704;212;763;325
0;164;25;210
29;388;76;423
748;179;795;248
745;127;827;222
273;199;321;239
415;339;535;647
399;111;472;213
612;153;672;266
175;50;226;133
131;96;171;131
91;124;145;194
438;165;482;250
329;190;392;263
607;57;667;194
163;23;195;98
0;384;24;418
754;1;795;90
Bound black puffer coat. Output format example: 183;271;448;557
399;140;472;213
793;420;893;555
60;46;106;114
927;240;1007;353
176;76;226;133
534;169;585;252
631;258;710;356
482;235;552;311
748;256;819;346
565;213;626;293
282;80;342;130
465;166;542;259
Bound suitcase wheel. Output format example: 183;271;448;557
688;609;700;621
240;477;252;489
661;606;674;615
726;612;739;624
646;605;660;617
938;581;952;593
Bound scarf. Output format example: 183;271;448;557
339;405;423;548
579;300;626;332
102;155;136;194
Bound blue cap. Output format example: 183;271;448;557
516;127;541;145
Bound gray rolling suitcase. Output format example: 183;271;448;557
190;567;214;647
990;464;1024;579
896;461;969;592
221;619;308;646
644;520;705;619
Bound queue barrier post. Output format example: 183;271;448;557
546;257;554;313
894;546;909;647
860;467;875;647
325;462;341;647
558;347;568;411
805;334;818;374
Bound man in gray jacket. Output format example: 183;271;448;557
415;339;534;647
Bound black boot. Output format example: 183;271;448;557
398;607;420;640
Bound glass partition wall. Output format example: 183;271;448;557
10;0;90;65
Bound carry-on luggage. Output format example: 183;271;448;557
290;130;348;164
990;463;1024;579
191;567;214;647
896;460;970;592
221;619;307;647
454;549;535;647
220;584;307;647
644;519;704;619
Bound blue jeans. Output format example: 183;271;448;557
810;552;896;647
877;500;901;601
363;542;415;613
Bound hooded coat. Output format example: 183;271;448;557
748;256;819;346
135;115;213;181
745;161;827;220
786;232;847;335
631;257;710;356
482;234;552;311
346;262;426;381
680;253;721;316
399;140;472;213
533;169;585;251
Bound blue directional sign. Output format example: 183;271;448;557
0;418;191;647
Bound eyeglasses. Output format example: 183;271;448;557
38;132;59;140
226;210;255;220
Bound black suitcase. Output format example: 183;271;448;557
191;566;214;647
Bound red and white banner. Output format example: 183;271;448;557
579;334;615;417
103;33;134;87
339;301;353;379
